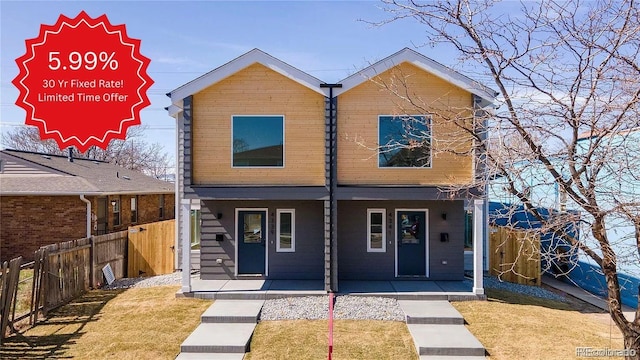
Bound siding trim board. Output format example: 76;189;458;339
192;186;329;200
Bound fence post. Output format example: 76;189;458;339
90;237;95;288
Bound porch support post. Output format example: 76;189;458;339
473;199;485;295
181;199;191;293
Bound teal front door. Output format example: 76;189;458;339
397;210;427;276
237;210;266;275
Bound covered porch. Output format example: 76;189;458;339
177;276;484;301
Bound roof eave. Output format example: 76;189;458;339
168;48;326;105
335;48;497;104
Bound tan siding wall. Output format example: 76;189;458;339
337;62;475;185
192;63;325;185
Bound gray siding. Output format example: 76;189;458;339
338;200;465;281
200;200;324;280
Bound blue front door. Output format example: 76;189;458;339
397;210;427;276
237;210;266;275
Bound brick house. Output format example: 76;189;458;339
0;149;175;262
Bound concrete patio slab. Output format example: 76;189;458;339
180;323;256;353
268;279;325;291
219;279;271;291
391;281;444;292
201;300;264;323
398;300;464;324
190;279;229;292
435;281;473;292
339;280;396;294
408;324;485;357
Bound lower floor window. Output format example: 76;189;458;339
276;209;295;252
190;209;201;250
367;209;386;252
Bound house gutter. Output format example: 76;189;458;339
79;194;92;238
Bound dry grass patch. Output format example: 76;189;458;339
245;320;417;360
0;285;211;360
453;288;624;360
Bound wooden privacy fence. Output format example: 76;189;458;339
489;226;541;286
128;219;175;277
92;231;128;287
0;257;22;344
0;221;173;341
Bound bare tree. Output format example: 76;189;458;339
374;0;640;355
1;125;172;179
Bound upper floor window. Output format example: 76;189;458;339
378;115;431;168
232;115;284;167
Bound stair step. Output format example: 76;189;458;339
180;323;256;353
176;353;245;359
398;300;464;325
201;300;264;323
408;324;485;357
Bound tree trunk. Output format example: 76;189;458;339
623;331;640;360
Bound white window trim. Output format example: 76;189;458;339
276;209;295;252
377;114;433;169
367;208;386;253
231;114;286;169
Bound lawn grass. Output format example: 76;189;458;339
0;286;211;360
1;283;626;360
245;320;418;360
452;288;624;359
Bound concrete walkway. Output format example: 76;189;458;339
176;300;263;360
542;275;635;320
398;300;486;359
176;297;486;359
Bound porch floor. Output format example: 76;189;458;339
177;276;484;301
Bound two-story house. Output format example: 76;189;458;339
167;48;495;294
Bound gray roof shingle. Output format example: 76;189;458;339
0;150;173;195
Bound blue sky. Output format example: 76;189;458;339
0;0;477;165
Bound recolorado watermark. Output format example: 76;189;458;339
576;347;637;357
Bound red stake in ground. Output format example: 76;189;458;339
12;11;153;152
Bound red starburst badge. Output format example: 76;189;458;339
12;11;154;152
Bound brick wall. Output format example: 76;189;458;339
102;193;175;233
0;196;87;262
0;193;175;262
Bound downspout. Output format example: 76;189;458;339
80;195;91;238
320;83;342;293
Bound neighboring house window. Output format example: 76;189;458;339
464;209;473;250
378;115;431;168
367;209;386;252
112;198;121;226
190;209;201;250
159;194;165;219
131;196;138;223
276;209;295;252
232;115;284;167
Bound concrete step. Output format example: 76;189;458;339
180;323;256;353
175;353;245;359
201;300;264;323
398;300;464;325
408;324;485;357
